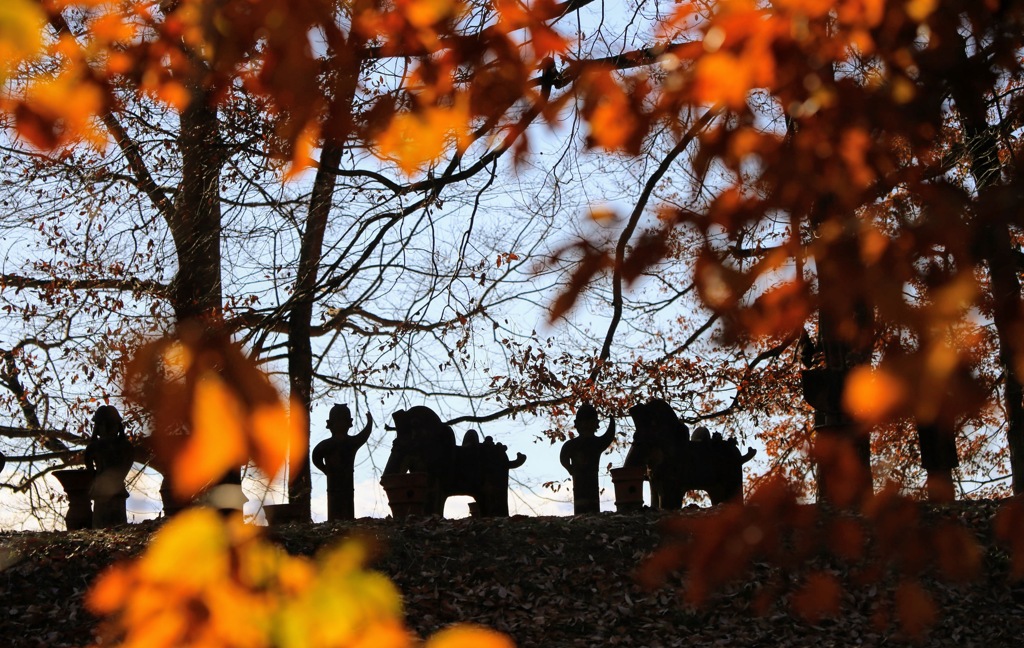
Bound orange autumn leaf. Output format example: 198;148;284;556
425;625;516;648
376;103;470;175
125;324;308;500
827;517;865;561
350;621;413;648
588;96;639;151
691;52;751;109
250;400;307;479
843;365;907;424
88;11;138;45
398;0;462;29
932;521;982;582
775;0;832;18
174;372;250;498
154;81;191;111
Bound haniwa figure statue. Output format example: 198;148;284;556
312;404;373;520
560;403;615;514
84;405;133;527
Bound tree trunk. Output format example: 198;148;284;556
286;142;343;520
168;94;223;322
164;90;231;504
946;42;1024;494
284;45;364;519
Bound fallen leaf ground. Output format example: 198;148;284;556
1;502;1022;647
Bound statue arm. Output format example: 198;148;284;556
353;413;373;445
598;417;616;447
509;452;527;469
559;443;572;472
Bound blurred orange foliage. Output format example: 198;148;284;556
89;509;410;648
124;323;306;500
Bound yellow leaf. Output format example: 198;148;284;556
426;625;516;648
0;0;45;82
137;509;230;588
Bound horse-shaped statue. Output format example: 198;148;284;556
624;398;755;507
382;406;526;516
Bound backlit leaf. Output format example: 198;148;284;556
426;625;517;648
843;365;906;424
0;0;44;83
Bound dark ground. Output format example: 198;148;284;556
1;502;1023;647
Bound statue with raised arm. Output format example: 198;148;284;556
84;405;133;527
560;402;616;514
312;404;373;521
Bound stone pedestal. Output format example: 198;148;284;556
611;466;646;512
381;472;430;518
53;469;94;531
263;502;303;526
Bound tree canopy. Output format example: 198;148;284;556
5;0;1024;644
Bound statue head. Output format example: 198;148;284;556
574;402;599;436
327;404;353;435
92;405;124;440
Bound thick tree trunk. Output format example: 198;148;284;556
980;222;1024;494
164;91;231;505
947;43;1024;494
169;96;223;322
285;48;364;519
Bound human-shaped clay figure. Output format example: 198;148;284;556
83;405;133;527
559;403;616;514
312;404;373;521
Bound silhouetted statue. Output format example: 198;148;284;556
477;435;526;516
312;404;373;520
624;398;755;507
382;406;525;516
83;405;133;527
694;426;713;442
916;421;959;502
560;403;615;514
